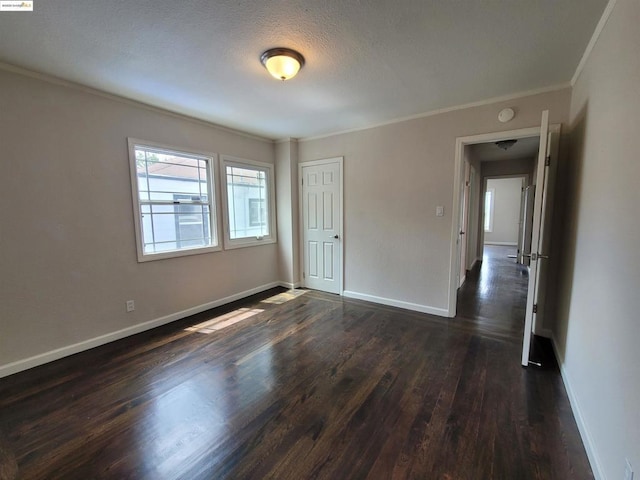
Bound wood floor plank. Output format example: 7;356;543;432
0;247;594;479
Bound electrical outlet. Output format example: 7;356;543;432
126;300;135;312
625;459;634;480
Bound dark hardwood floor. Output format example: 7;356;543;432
456;245;530;341
0;248;593;479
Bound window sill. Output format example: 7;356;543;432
137;244;222;262
222;237;277;250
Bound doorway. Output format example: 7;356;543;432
456;141;539;338
454;133;540;297
450;117;560;365
483;175;528;257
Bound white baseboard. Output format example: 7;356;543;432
0;281;282;379
343;290;449;317
279;281;302;289
483;241;518;246
550;334;604;480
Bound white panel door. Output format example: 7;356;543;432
301;160;341;294
521;110;552;366
458;160;471;287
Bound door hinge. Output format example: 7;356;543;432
301;178;304;185
545;155;551;167
303;271;305;279
533;304;538;314
465;181;470;187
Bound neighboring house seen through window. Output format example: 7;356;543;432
128;139;219;261
221;156;276;249
249;198;267;227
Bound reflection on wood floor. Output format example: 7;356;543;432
456;244;530;341
0;254;593;479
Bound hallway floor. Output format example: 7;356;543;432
456;244;529;341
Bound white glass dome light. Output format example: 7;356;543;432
260;48;305;81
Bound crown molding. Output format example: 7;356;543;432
571;0;618;86
0;61;274;143
299;83;571;142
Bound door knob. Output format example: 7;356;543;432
330;235;339;239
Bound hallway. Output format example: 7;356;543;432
456;245;529;341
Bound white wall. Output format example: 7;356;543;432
275;139;300;287
484;177;523;245
299;89;570;313
554;0;640;479
0;69;278;374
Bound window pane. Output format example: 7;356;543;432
226;165;269;239
249;198;266;226
484;191;492;231
174;195;210;248
133;144;216;257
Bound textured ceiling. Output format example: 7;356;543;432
0;0;607;139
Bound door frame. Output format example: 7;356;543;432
298;157;344;294
481;174;528;250
448;124;561;317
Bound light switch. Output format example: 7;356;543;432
436;206;444;217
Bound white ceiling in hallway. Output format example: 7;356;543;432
0;0;607;139
469;136;541;163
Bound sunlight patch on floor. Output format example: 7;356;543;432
260;289;307;305
185;308;264;334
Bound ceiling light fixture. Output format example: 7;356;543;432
260;48;305;81
495;139;518;150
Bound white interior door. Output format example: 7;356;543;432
521;111;551;366
466;166;476;269
458;161;471;287
301;159;342;294
516;178;526;264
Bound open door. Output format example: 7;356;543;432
458;161;471;287
517;181;526;264
521;110;551;366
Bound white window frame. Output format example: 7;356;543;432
484;187;495;233
220;155;276;249
128;138;221;262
